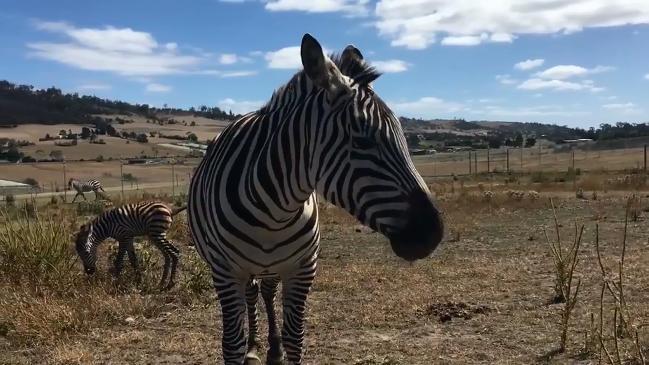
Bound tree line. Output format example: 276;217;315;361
0;80;239;125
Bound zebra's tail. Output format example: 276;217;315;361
171;205;187;216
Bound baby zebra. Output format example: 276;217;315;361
69;178;106;202
75;201;186;289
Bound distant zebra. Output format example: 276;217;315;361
68;178;106;202
75;201;186;289
188;34;444;364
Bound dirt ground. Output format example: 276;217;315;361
3;192;649;364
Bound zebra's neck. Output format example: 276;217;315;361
247;73;334;216
87;215;111;246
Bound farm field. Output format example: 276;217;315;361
4;144;649;197
2;180;649;364
1;159;198;195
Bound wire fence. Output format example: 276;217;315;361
413;145;649;178
5;144;649;200
2;157;200;201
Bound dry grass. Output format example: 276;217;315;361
2;177;649;364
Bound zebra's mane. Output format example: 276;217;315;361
258;53;381;114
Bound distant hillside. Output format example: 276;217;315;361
0;80;237;126
3;79;648;147
400;116;649;146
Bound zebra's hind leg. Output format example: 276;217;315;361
151;236;180;290
213;273;248;365
164;240;180;290
245;279;262;365
261;276;284;365
281;262;317;365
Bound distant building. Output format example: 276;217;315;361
0;179;33;196
561;138;594;144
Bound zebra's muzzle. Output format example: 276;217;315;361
387;189;444;262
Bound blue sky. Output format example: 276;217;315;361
1;0;648;127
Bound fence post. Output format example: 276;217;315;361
644;145;647;174
474;151;478;175
171;159;176;198
506;148;510;172
468;151;472;175
487;146;490;173
62;162;67;202
571;149;575;170
520;145;524;171
120;161;124;200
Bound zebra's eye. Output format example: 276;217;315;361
352;137;377;150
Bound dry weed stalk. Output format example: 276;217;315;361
545;198;583;352
593;199;646;365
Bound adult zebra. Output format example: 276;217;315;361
68;178;106;202
75;201;185;289
188;34;444;364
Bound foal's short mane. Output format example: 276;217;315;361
258;52;382;115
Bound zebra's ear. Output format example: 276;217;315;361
342;45;363;62
301;34;331;89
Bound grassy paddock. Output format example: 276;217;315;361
1;174;649;363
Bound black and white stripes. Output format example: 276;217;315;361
68;178;105;202
75;201;186;289
188;34;444;364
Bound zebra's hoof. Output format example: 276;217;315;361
244;353;262;365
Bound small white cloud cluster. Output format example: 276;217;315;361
508;61;613;93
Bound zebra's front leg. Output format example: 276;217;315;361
110;240;129;278
214;274;249;365
72;192;82;203
281;262;317;365
262;276;283;365
124;239;142;284
245;279;262;365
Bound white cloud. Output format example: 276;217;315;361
603;102;635;109
221;70;258;78
602;102;642;114
514;59;544;71
219;53;239;65
490;33;515;43
496;74;517;85
645;73;649;80
265;45;331;69
265;0;369;16
371;59;409;73
145;83;171;92
517;78;603;92
77;84;111;91
389;96;464;118
219;0;249;2
195;69;257;78
217;98;265;114
29;21;202;76
374;0;649;49
535;64;614;79
440;32;514;46
441;34;485;46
